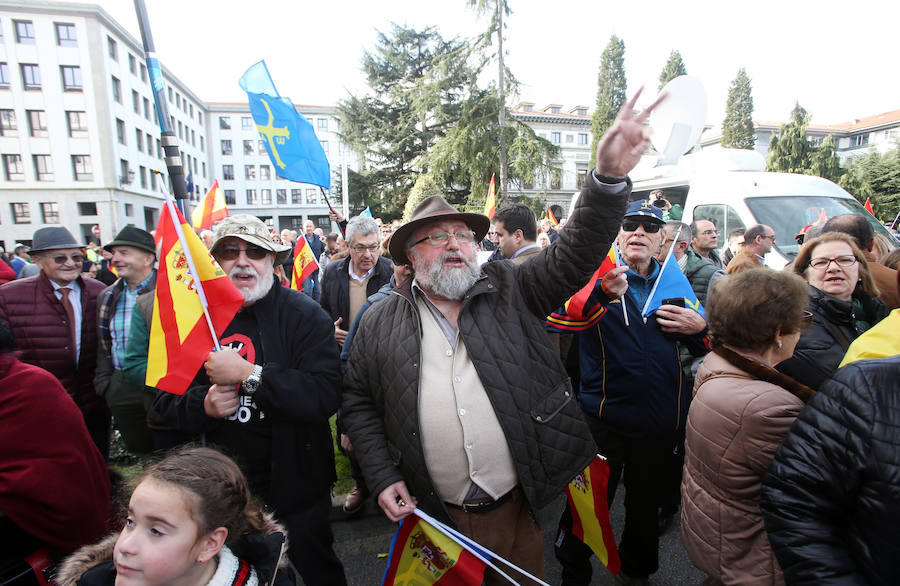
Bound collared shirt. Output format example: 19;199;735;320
510;243;540;259
349;260;376;284
411;279;458;347
756;253;767;266
111;272;155;369
51;279;82;362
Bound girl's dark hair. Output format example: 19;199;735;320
138;446;266;544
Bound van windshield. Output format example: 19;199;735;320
744;196;896;258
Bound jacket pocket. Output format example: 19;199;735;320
387;440;402;467
531;379;575;424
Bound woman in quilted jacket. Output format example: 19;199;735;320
681;269;816;585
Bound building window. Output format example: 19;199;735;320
243;140;255;155
260;165;271;181
3;154;24;181
11;203;30;223
200;136;205;152
0;63;9;87
125;203;133;216
241;116;253;130
853;134;869;147
107;36;118;60
146;133;153;153
66;111;88;137
177;120;182;139
0;110;17;136
276;189;286;205
135;129;143;152
21;64;41;90
131;90;140;113
14;20;35;44
77;202;97;215
111;76;121;103
578;133;588;145
217;189;233;205
317;118;328;131
220;139;232;155
320;140;329;153
219;116;231;129
61;65;82;91
551;132;561;144
116;119;126;144
202;162;206;177
143;98;151;120
72;155;93;181
551;174;562;190
40;202;60;223
55;22;77;46
190;129;195;146
550;106;561;114
139;166;147;188
246;189;257;205
128;53;136;75
222;165;234;180
566;134;574;143
140;64;147;82
305;188;317;205
245;165;256;180
261;189;272;205
259;139;266;153
167;87;173;103
26;110;47;137
291;189;302;204
150;172;157;191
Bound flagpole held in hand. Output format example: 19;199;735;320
613;242;630;327
641;224;682;318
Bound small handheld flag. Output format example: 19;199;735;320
360;206;373;218
290;236;319;290
382;514;487;585
546;245;617;331
191;180;229;230
564;456;621;576
641;224;704;318
484;174;496;220
546;204;558;227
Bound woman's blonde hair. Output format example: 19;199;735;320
792;232;879;299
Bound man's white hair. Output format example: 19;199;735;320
346;215;381;246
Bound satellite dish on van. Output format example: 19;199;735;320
650;75;708;166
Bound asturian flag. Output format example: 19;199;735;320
641;249;704;317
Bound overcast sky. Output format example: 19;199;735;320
80;0;898;127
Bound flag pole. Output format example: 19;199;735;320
612;242;630;327
641;224;682;317
155;170;223;352
319;187;346;237
133;0;189;217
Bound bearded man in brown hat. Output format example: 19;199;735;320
342;90;663;581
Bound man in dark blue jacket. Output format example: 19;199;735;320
550;201;708;586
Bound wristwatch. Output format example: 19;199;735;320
242;364;263;395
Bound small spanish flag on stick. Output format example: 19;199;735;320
191;180;229;230
565;456;621;577
483;173;496;220
290;236;319;290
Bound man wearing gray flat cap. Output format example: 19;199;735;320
0;226;110;459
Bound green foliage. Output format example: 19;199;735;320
591;35;627;158
808;134;843;183
766;103;815;174
403;174;442;221
658;50;687;91
721;68;755;150
840;145;900;222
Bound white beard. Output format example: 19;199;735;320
412;249;480;300
230;266;271;305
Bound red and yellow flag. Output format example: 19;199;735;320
546;245;617;331
565;456;621;576
191;180;229;231
382;515;486;585
483;173;496;220
147;204;244;395
290;237;320;290
864;197;875;216
546;203;559;226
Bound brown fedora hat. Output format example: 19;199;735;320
389;195;490;266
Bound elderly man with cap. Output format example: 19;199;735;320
0;226;110;457
549;200;708;585
94;226;158;455
342;91;661;582
154;214;347;585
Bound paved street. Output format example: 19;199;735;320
323;491;704;585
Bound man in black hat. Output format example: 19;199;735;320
94;226;157;454
342;91;662;582
0;226;110;458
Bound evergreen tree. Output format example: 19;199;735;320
840;145;900;221
766;103;815;174
591;35;627;158
808;134;843;183
658;50;686;90
721;68;755;150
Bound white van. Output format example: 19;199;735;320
630;149;897;269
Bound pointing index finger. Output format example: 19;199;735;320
636;91;669;123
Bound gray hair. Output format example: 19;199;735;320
666;221;691;244
346;215;381;246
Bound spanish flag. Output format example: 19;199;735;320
147;203;244;395
565;456;621;576
546;245;617;331
191;180;229;231
546;204;559;226
290;236;319;290
483;173;496;220
382;514;486;585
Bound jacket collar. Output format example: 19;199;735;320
712;345;816;403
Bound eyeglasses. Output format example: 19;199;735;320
762;234;776;241
621;220;662;234
808;255;858;270
350;244;379;253
49;253;85;265
411;231;477;247
700;230;719;236
487;231;498;235
216;246;269;261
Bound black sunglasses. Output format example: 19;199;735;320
622;220;662;233
216;246;269;261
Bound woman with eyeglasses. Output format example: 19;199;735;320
777;232;888;390
681;268;815;585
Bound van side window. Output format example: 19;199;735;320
693;205;725;233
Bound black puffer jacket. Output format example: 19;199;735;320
777;285;887;390
761;355;900;585
342;173;626;523
320;256;394;326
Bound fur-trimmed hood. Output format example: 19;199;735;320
54;513;292;586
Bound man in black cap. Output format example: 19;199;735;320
0;226;110;457
94;226;157;454
550;200;708;585
342;91;662;583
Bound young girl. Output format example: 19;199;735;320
56;447;295;586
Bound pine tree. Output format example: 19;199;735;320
721;68;755;150
591;35;627;158
808;134;843;183
840;145;900;221
658;50;686;91
766;103;814;174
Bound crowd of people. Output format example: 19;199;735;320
1;93;899;586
